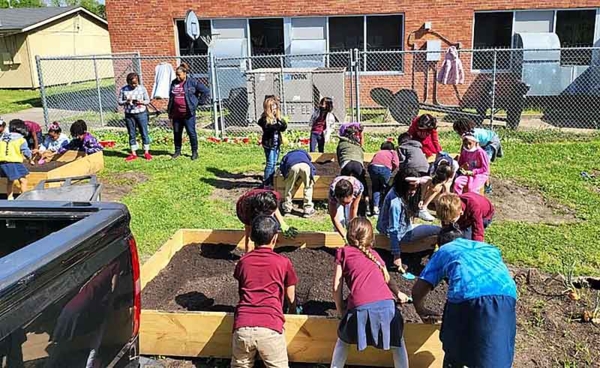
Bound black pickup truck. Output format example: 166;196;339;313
0;201;140;367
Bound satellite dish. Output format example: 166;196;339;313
185;10;200;41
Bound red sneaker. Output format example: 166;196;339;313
144;152;153;161
125;154;138;162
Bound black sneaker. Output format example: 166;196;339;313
191;152;199;161
171;151;181;159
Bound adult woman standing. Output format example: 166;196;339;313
167;63;210;160
118;72;151;161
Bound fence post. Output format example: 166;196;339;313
348;49;355;122
135;51;143;85
209;54;220;138
279;55;286;116
354;48;361;123
490;50;497;129
35;55;50;129
92;55;105;126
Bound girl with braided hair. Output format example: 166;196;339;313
330;218;410;368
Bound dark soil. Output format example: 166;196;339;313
142;244;447;322
24;161;68;172
101;172;149;202
313;160;371;177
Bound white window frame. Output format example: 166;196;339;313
471;7;600;73
326;13;405;75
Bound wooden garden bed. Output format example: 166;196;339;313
140;229;443;367
0;151;104;194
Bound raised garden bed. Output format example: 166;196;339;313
0;151;104;194
140;229;444;367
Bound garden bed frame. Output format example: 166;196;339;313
0;151;105;194
141;229;443;367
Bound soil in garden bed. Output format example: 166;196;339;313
142;244;446;322
313;160;372;177
24;161;68;172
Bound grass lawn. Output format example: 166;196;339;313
96;130;600;275
0;89;42;115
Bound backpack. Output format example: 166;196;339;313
429;152;456;176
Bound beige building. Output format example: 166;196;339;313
0;6;111;89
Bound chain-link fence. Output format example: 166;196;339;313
36;47;600;140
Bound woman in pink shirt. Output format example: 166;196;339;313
331;218;410;368
454;133;490;194
368;141;399;215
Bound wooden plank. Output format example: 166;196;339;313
141;230;184;289
140;311;443;367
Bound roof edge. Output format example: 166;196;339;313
20;7;107;33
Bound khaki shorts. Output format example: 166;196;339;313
231;327;288;368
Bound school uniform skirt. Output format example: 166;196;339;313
338;299;404;351
0;162;29;181
441;295;516;368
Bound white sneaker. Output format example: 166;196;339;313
418;209;435;222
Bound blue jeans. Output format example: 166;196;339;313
310;132;325;153
125;112;150;150
462;218;493;240
481;144;495;161
368;165;392;210
263;147;280;186
173;115;198;153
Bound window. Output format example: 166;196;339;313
366;15;403;71
328;16;364;68
176;19;211;72
472;12;513;70
556;10;596;65
249;18;284;68
328;15;404;72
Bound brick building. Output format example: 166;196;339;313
105;2;600;121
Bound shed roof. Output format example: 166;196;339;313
0;6;107;33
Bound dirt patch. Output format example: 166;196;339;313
489;178;577;224
101;172;148;202
512;269;600;367
142;244;446;322
313;160;371;177
24;161;68;172
208;171;263;204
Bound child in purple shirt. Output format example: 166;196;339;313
454;133;489;195
59;120;103;155
331;218;410;368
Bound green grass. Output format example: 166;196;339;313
0;89;42;114
96;129;600;275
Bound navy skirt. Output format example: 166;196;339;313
338;299;404;351
441;295;516;368
0;163;29;181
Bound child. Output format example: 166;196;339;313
232;215;297;368
412;228;516;368
408;114;442;158
331;218;410;368
454;133;490;195
418;163;455;222
437;192;495;242
0;120;32;199
453;118;503;162
23;120;42;150
368;141;399;215
58;120;103;155
309;97;337;153
397;132;429;176
257;96;287;188
0;118;5;135
377;169;440;273
236;188;290;253
328;176;364;240
280;149;316;218
119;72;152;161
32;122;70;165
337;124;369;213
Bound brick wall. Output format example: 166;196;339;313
106;1;598;118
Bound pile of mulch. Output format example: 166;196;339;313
142;244;446;321
24;161;67;172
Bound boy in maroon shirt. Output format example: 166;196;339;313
437;193;494;242
231;215;298;368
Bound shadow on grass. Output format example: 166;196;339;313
200;167;262;190
102;149;173;158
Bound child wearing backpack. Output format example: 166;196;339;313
331;217;410;368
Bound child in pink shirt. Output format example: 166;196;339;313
454;133;490;195
331;218;410;368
